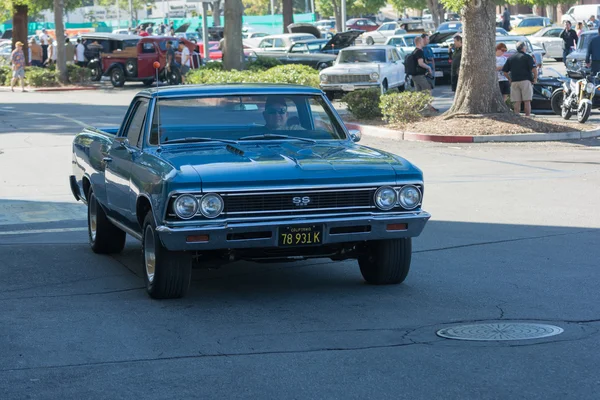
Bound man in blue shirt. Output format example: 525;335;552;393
585;26;600;74
421;33;435;88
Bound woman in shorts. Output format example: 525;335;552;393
495;43;510;102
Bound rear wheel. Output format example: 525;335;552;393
550;89;564;116
142;213;192;299
87;190;126;254
358;239;412;285
577;102;591;123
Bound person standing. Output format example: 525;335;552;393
76;38;86;67
450;35;462;93
576;22;584;37
502;7;511;32
502;41;537;117
10;41;26;92
165;41;176;71
585;26;600;74
65;38;75;64
39;28;50;65
560;21;578;65
29;38;43;67
589;15;600;29
495;43;510;102
178;42;191;84
410;37;438;112
421;33;436;88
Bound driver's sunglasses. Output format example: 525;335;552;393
265;107;287;115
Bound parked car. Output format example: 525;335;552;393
82;33;200;87
256;30;362;70
314;19;337;35
384;34;419;60
496;35;544;74
358;21;403;45
319;45;406;99
175;32;201;44
509;17;552;36
69;84;430;299
242;31;270;48
346;18;379;32
0;41;11;64
566;31;599;79
427;30;460;79
496;27;510;36
437;22;462;32
527;26;564;61
256;33;317;52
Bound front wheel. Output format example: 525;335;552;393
142;79;154;86
577;101;591;123
561;102;573;120
110;68;125;87
366;36;374;45
358;238;412;285
550;89;564;116
88;190;126;254
90;64;102;82
325;91;336;101
142;213;192;299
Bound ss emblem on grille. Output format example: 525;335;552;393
292;196;311;206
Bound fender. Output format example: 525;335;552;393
103;62;125;77
579;98;592;106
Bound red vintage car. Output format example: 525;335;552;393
345;18;379;32
83;33;200;87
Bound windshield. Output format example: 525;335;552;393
150;95;346;145
339;49;386;63
518;18;542;27
578;33;598;50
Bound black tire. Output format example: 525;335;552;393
142;79;154;86
87;190;126;254
325;91;335;101
89;62;102;82
554;58;562;62
164;68;182;85
366;36;374;45
358;238;412;285
110;67;125;87
142;213;192;299
397;84;405;92
577;102;591;123
317;62;329;71
561;103;573;120
381;79;388;93
550;90;564;116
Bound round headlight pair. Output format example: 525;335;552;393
374;185;421;210
173;193;223;219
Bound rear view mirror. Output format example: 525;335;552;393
231;104;259;111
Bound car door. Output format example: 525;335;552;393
376;23;393;43
287;43;309;65
105;99;149;222
137;42;158;78
390;49;403;86
541;28;563;58
258;38;274;52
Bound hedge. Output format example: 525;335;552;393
340;89;382;120
380;91;433;124
0;64;91;87
186;64;319;88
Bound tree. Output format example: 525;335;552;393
54;0;67;83
211;0;222;26
282;0;293;32
223;0;243;70
350;0;387;17
389;0;427;14
242;0;270;15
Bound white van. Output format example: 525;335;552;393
561;5;600;25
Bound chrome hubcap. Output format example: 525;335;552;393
89;198;97;242
144;225;156;283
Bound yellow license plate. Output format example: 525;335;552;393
278;225;323;247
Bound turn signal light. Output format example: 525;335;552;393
186;235;209;243
386;223;407;231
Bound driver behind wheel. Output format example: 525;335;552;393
263;97;303;130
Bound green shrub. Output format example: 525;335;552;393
0;66;11;86
245;56;282;71
199;62;224;71
341;88;382;120
380;91;433;124
66;64;91;84
185;64;319;88
25;67;58;87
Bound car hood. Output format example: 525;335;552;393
288;23;322;38
159;142;419;190
175;23;191;33
429;31;458;44
321;30;362;53
510;27;542;36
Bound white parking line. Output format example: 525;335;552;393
0;227;87;236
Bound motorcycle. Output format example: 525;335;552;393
558;69;600;123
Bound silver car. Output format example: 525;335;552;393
527;26;564;61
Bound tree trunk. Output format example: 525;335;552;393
12;5;29;65
212;1;222;26
545;6;555;23
223;0;243;71
54;0;68;84
426;0;443;28
282;0;294;33
445;0;508;116
333;1;341;33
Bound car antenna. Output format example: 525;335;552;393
153;61;162;151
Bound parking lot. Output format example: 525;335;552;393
1;85;600;399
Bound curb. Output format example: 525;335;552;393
345;122;600;143
0;86;99;92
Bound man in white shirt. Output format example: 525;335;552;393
178;42;191;83
76;38;86;67
39;28;50;64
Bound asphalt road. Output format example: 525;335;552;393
1;88;600;399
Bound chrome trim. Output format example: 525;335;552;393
222;187;379;196
107;216;143;241
224;206;376;215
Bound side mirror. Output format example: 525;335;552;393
349;129;361;142
114;137;130;149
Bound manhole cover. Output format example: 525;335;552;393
436;322;564;341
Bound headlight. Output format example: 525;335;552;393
174;194;199;219
200;193;224;218
374;186;397;210
586;82;595;92
370;72;379;81
320;74;328;83
398;185;421;210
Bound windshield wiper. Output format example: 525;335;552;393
162;137;239;145
238;134;316;143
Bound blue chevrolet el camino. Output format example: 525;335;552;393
70;84;430;299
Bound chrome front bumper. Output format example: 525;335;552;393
156;211;431;251
320;83;380;92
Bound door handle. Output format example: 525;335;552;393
103;157;112;163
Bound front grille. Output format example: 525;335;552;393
328;74;371;84
224;188;376;215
